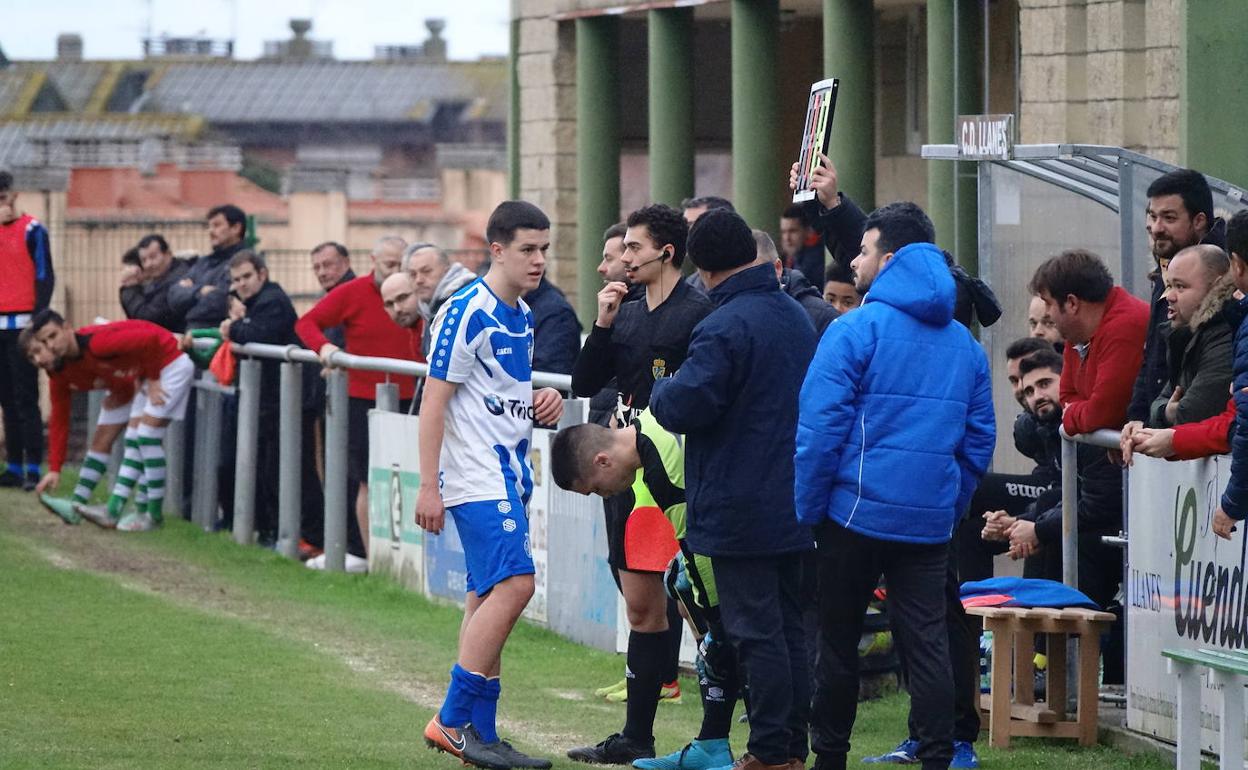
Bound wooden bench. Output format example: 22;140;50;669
966;605;1115;748
1162;647;1248;770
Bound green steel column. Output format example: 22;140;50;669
927;0;980;273
1182;2;1248;187
823;0;875;210
508;17;521;199
731;0;780;229
648;8;695;207
576;17;621;325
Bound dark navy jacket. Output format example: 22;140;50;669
524;276;581;376
650;264;816;557
1220;296;1248;519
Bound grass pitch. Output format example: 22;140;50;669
0;486;1173;768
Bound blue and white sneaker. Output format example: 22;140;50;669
861;739;919;764
634;739;732;769
950;741;979;769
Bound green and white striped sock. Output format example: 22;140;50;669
73;451;110;504
107;430;145;519
137;423;168;522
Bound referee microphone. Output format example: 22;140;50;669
624;249;671;274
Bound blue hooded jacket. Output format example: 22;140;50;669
1220;296;1248;518
795;241;996;544
651;263;816;557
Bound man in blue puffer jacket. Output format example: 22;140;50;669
796;202;995;770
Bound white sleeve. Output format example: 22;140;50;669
427;295;482;384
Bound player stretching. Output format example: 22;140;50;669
23;311;192;531
418;201;563;770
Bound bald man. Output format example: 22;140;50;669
381;272;423;330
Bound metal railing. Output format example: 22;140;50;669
170;341;572;571
1058;427;1123;588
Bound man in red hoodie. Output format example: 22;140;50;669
295;235;423;565
21;311;192;532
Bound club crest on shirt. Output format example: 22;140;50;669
652;358;667;380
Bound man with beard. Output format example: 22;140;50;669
1126;169;1227;428
1026;295;1063;348
24;312;193;531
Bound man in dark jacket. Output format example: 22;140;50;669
753;229;838;337
1213;210;1248;540
796;202;995;770
524;275;581;376
120;234;191;332
780;203;828;287
587;223;645;426
651;208;816;770
169;204;248;330
1145;245;1235;428
1127;168;1226;427
789;156;1002;330
219;250;319;546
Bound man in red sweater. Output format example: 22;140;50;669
21;311;192;532
1029;249;1149;436
295;235;423;563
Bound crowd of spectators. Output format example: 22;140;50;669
8;152;1248;770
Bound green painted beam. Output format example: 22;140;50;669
731;0;780;230
1182;2;1248;188
823;0;876;210
927;0;980;274
576;17;621;325
648;8;695;208
508;17;521;199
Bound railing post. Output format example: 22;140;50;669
323;368;349;572
277;361;303;559
375;381;399;413
192;375;223;532
232;358;261;546
1060;431;1079;589
164;418;185;519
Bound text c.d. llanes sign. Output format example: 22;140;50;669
957;114;1014;161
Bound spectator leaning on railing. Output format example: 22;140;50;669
220;250;320;548
120;234;191;333
1126;213;1248;463
404;242;476;359
295;235;422;567
1211;209;1248;540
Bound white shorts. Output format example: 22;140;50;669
129;353;194;422
97;396;134;426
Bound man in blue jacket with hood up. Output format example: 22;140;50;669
796;202;995;770
652;208;817;770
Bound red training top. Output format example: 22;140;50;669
0;214;48;313
1060;286;1149;436
294;272;423;400
1171;396;1234;460
47;320;182;471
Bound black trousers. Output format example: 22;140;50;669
896;535;981;745
812;523;953;770
0;329;44;467
712;554;810;765
300;409;326;548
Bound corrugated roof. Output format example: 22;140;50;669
16;114;201;140
0;122;37;166
143;60;504;123
0;73;29;114
15;62;109;111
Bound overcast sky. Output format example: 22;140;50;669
6;0;510;61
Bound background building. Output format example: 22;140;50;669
509;0;1248;321
0;18;506;322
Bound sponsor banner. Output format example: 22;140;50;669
366;411;424;589
1127;454;1248;754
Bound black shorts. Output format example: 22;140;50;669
347;396;412;485
603;489;679;573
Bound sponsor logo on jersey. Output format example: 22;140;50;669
483;394;505;415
